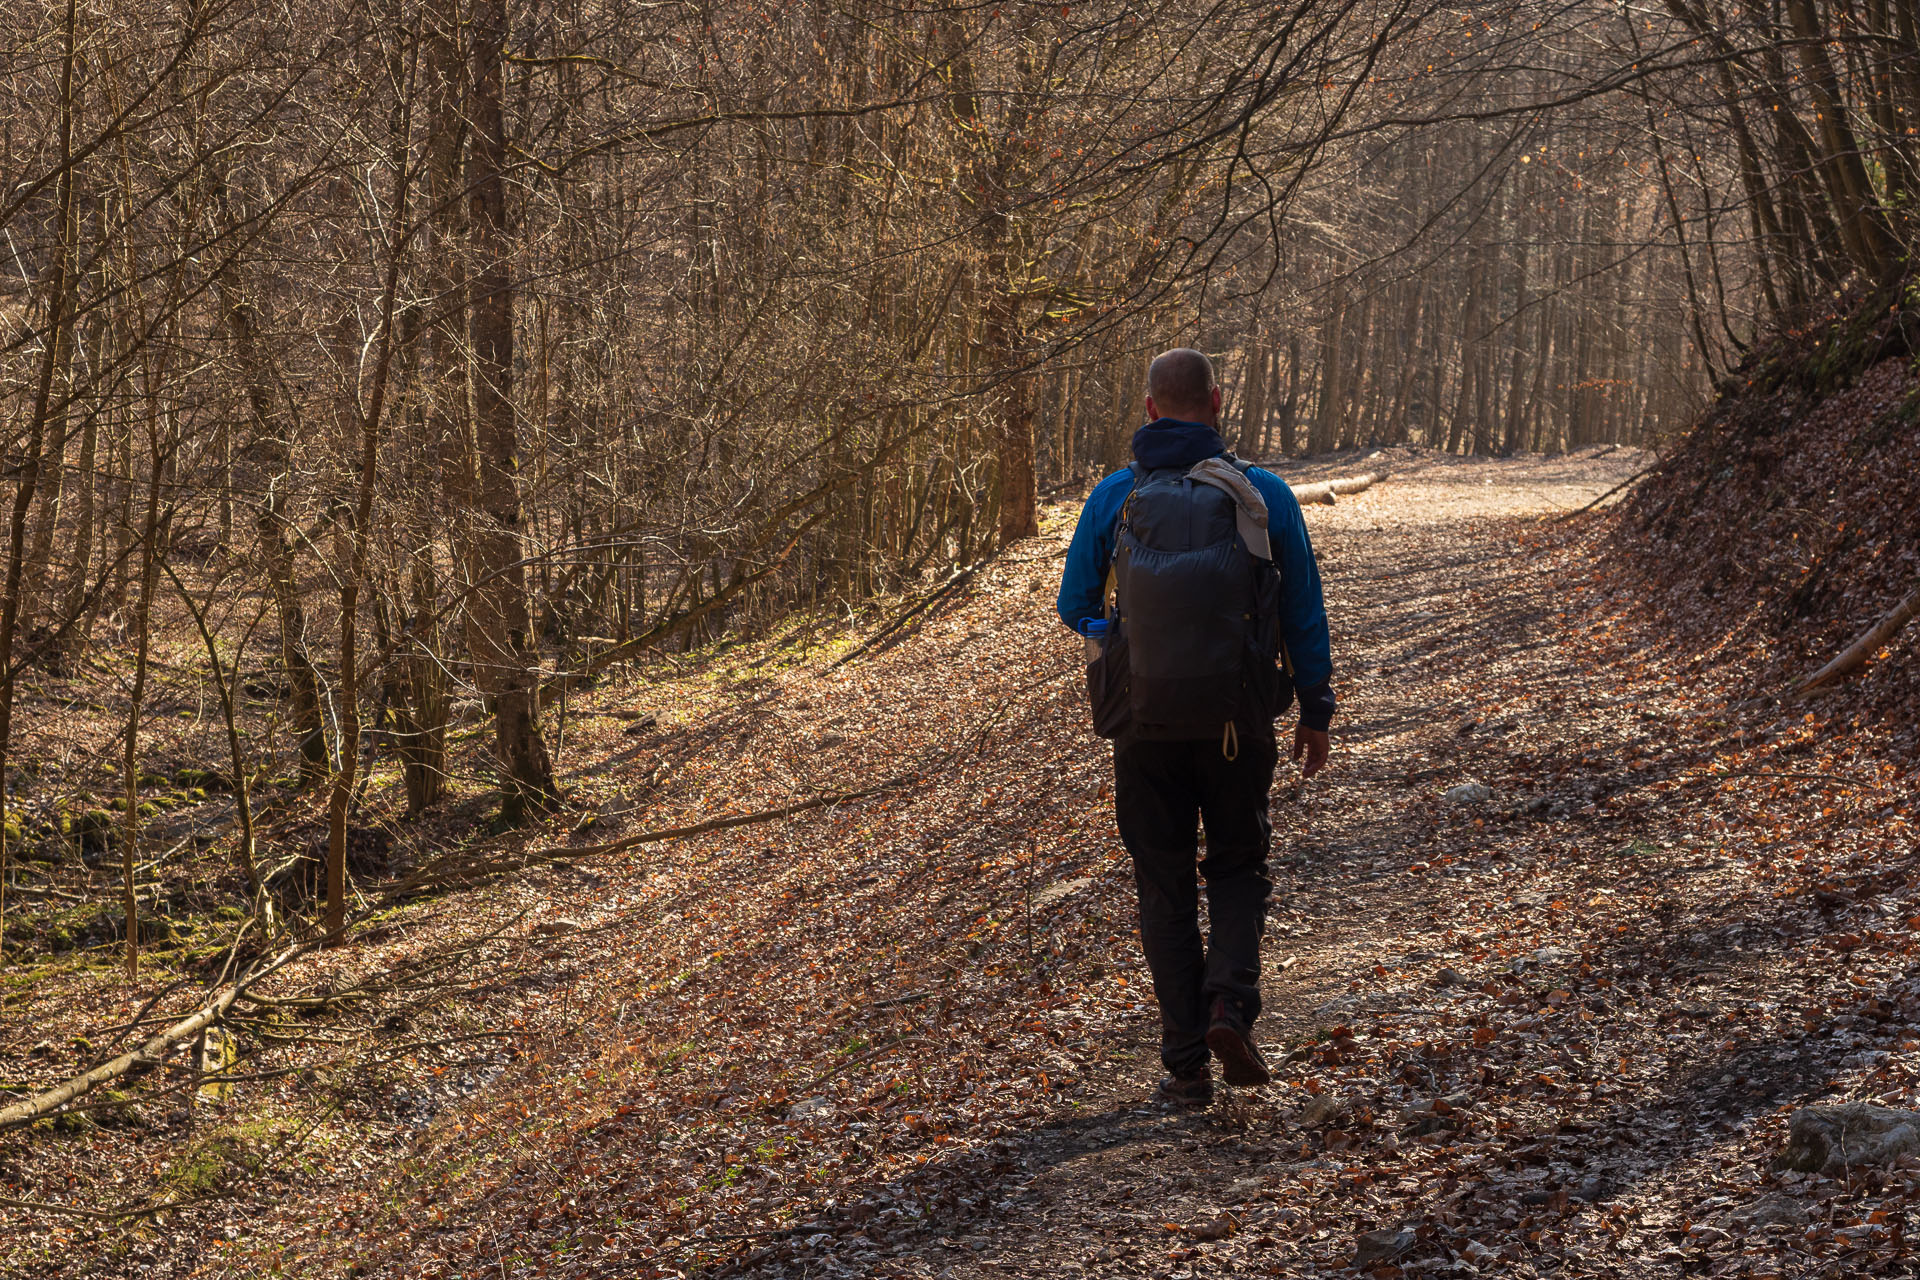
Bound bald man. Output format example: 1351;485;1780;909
1057;348;1334;1107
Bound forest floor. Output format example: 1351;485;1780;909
5;447;1919;1280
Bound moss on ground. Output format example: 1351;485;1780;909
163;1120;291;1197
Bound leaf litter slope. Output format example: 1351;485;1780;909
200;448;1916;1280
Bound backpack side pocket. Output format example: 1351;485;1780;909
1085;624;1132;739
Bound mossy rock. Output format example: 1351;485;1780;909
2;817;21;848
152;787;208;810
164;1124;280;1196
213;904;245;922
73;810;117;853
138;772;171;788
140;916;176;946
174;768;230;791
34;1108;95;1135
46;925;74;952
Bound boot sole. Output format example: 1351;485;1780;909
1153;1088;1213;1109
1206;1024;1272;1087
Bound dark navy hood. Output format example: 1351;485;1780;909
1131;418;1228;470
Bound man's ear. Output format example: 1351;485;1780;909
1210;385;1224;416
1144;394;1160;421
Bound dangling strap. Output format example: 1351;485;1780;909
1102;483;1137;619
1221;720;1239;762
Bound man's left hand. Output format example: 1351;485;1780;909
1292;724;1330;779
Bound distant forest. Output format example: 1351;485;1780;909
2;0;1913;945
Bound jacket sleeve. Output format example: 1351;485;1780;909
1055;471;1135;630
1249;468;1336;730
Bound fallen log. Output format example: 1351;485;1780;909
828;563;982;672
0;940;309;1131
0;988;239;1129
1795;580;1920;696
1290;471;1382;506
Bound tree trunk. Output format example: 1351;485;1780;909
464;0;555;822
211;172;329;784
0;0;79;965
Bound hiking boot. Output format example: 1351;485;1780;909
1153;1068;1213;1109
1205;997;1272;1087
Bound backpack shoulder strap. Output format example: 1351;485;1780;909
1103;466;1143;617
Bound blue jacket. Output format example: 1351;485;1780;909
1056;419;1336;731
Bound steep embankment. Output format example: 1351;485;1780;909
1612;316;1920;751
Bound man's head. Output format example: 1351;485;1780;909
1145;348;1222;426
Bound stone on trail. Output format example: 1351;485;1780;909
1444;780;1492;805
1190;1213;1234;1242
1353;1226;1416;1266
1739;1193;1807;1227
1297;1093;1348;1128
533;918;582;937
788;1097;833;1121
1031;877;1093;910
1778;1102;1920;1173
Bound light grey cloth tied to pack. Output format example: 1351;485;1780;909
1185;458;1271;561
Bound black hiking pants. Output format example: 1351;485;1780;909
1113;734;1276;1077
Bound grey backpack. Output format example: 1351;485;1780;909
1086;457;1288;748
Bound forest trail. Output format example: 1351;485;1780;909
822;449;1654;1277
271;445;1722;1280
705;449;1666;1280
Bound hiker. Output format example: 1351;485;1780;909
1057;347;1334;1108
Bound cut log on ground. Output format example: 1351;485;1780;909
1795;580;1920;696
1291;472;1383;506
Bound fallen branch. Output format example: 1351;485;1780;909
1556;462;1657;520
795;1034;933;1094
540;511;827;704
1795;580;1920;696
0;1193;214;1222
828;563;982;671
701;1221;842;1243
1705;769;1884;789
0;936;317;1131
1290;471;1382;507
530;771;925;864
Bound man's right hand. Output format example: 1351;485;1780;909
1292;723;1330;779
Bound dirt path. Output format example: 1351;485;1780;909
715;448;1679;1279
